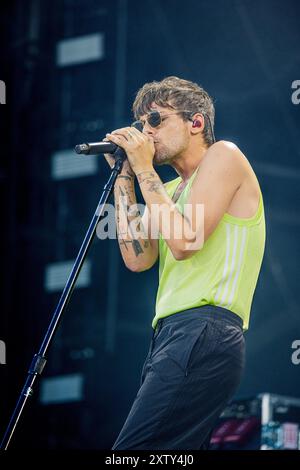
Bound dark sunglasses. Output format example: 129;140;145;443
137;110;193;128
136;109;216;143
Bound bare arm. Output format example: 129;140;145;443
136;142;247;260
114;174;158;272
104;152;158;272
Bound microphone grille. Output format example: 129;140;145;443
74;144;89;154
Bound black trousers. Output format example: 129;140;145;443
112;305;245;450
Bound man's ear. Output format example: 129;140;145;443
190;113;205;134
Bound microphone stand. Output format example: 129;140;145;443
0;151;126;450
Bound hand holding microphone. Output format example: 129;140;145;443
74;119;156;179
105;124;155;176
74;120;143;155
75;121;144;178
102;137;135;178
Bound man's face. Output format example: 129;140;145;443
139;103;190;165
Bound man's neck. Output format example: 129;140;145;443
171;143;209;181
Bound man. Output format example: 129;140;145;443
104;76;266;450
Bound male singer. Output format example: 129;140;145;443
104;76;265;449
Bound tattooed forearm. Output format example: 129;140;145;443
115;185;146;257
114;171;156;269
132;240;144;256
147;180;165;193
136;171;157;184
119;238;130;251
117;169;135;180
137;171;165;195
117;175;133;181
118;238;144;256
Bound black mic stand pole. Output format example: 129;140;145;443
0;150;126;450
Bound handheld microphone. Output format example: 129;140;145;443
75;141;117;155
74;120;143;155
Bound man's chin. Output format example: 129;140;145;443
153;154;170;166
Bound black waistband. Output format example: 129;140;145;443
155;305;243;331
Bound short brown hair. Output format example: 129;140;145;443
132;76;215;146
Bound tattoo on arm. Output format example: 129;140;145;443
132;240;144;256
116;187;145;257
119;238;129;251
117;174;134;181
137;171;165;195
118;238;144;256
147;180;165;193
136;171;156;184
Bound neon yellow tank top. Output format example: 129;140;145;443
153;170;266;330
